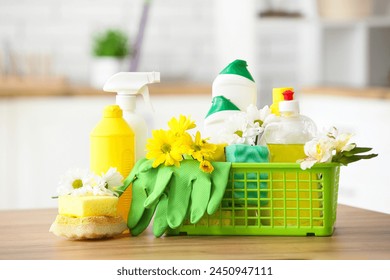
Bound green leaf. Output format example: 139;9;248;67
336;153;378;166
92;29;130;57
343;147;373;157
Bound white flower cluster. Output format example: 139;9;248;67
57;167;123;196
299;127;356;170
219;104;276;146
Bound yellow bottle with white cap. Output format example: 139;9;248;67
90;105;135;222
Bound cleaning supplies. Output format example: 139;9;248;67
90;105;135;222
203;59;257;143
262;89;317;162
103;71;160;162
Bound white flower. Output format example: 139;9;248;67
99;167;123;188
242;125;262;145
246;104;262;124
219;112;249;145
299;138;334;170
246;104;274;127
218;105;275;146
327;127;356;152
70;184;116;196
57;168;95;196
57;168;118;197
299;127;358;170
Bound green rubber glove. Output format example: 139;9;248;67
130;201;158;236
153;193;169;237
167;162;194;229
115;158;152;197
144;167;174;208
116;158;173;236
207;161;232;215
118;159;231;237
167;160;232;228
130;168;173;235
189;171;211;224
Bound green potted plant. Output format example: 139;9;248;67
90;29;131;89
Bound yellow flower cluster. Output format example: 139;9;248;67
146;115;217;173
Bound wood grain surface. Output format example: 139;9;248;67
0;205;389;260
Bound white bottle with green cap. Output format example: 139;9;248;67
212;59;257;110
203;59;257;143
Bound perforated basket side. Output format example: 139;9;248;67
168;163;340;236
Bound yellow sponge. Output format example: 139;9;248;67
58;195;118;217
49;214;127;240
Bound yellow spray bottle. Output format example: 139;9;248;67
90;105;135;222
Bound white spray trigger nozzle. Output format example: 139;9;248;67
103;72;160;113
139;84;154;112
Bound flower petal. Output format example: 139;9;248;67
300;159;317;170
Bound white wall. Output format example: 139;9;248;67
0;0;215;84
1;0;389;93
301;94;389;215
0;94;210;210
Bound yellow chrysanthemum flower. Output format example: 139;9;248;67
176;131;194;155
189;131;217;162
168;115;196;136
146;129;183;168
199;160;214;173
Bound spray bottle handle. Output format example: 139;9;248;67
140;85;154;112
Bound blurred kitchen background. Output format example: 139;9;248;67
1;0;389;214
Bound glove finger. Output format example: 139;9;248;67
144;168;173;208
207;162;232;215
115;158;151;196
130;202;158;236
127;182;147;229
190;176;211;224
153;193;169;237
167;176;192;229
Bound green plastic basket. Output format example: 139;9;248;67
168;163;340;236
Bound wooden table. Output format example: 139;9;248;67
1;205;389;260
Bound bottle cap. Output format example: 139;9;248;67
279;89;299;113
270;87;294;116
116;95;136;111
103;105;123;118
282;90;294;100
279;100;299;114
219;59;255;82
